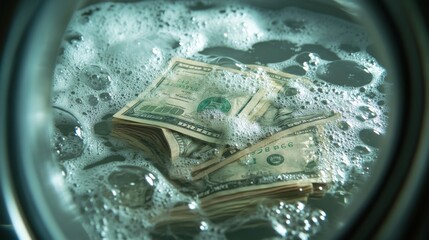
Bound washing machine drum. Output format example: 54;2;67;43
1;0;428;239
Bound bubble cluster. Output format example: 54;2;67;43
105;165;157;208
51;107;85;161
261;202;327;239
80;65;112;90
51;0;389;239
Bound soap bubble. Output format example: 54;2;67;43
80;65;112;90
51;106;85;161
106;165;158;208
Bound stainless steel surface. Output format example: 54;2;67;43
1;1;87;239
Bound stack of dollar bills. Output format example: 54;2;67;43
112;58;339;222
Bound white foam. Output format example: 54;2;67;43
52;0;389;239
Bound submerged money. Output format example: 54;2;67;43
191;112;339;179
114;58;272;143
112;57;340;224
113;58;303;160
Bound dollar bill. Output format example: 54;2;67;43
113;58;304;163
112;58;339;178
191;112;340;179
113;57;271;144
154;187;312;228
153;125;330;225
111;57;340;226
111;119;173;164
175;66;320;175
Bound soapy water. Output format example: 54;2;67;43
51;0;390;239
